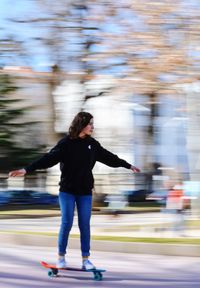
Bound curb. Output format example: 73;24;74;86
1;233;200;257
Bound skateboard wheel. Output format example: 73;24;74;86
52;268;58;276
48;270;54;277
94;272;102;281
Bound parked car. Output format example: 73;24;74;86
0;189;58;205
0;192;10;205
124;189;148;204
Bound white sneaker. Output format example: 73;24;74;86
56;258;67;268
82;259;96;270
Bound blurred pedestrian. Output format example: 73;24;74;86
166;181;187;234
9;111;140;269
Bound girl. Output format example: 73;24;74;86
9;112;140;269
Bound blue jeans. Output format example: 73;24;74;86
58;192;92;257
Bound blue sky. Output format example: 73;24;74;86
0;0;34;31
0;0;52;71
1;0;200;73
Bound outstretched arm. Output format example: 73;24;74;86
9;137;66;177
96;141;140;172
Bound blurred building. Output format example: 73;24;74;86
3;65;200;196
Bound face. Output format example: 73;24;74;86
80;118;94;137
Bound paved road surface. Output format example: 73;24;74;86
0;244;200;287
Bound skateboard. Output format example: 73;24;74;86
40;261;106;281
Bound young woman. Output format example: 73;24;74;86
9;112;140;270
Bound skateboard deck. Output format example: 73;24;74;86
40;261;106;281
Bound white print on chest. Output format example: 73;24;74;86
88;145;91;149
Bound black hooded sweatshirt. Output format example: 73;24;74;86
25;135;131;195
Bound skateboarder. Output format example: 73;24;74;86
9;112;140;270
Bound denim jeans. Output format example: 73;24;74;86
58;191;92;257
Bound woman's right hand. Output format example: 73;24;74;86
9;169;26;177
130;165;140;173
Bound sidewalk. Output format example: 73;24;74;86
1;212;200;256
1;232;200;257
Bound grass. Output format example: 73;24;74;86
90;236;200;245
0;209;60;215
0;209;60;216
2;230;200;245
0;204;161;219
0;205;60;218
186;220;200;227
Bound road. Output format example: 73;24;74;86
1;244;200;288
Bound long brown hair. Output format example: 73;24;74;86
68;112;93;139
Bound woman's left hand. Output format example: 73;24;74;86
130;165;140;173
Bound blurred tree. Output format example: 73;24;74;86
0;73;44;172
7;1;76;144
0;33;30;68
2;0;200;175
8;0;113;103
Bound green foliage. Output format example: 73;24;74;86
0;73;44;172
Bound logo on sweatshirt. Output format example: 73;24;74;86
88;145;91;149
